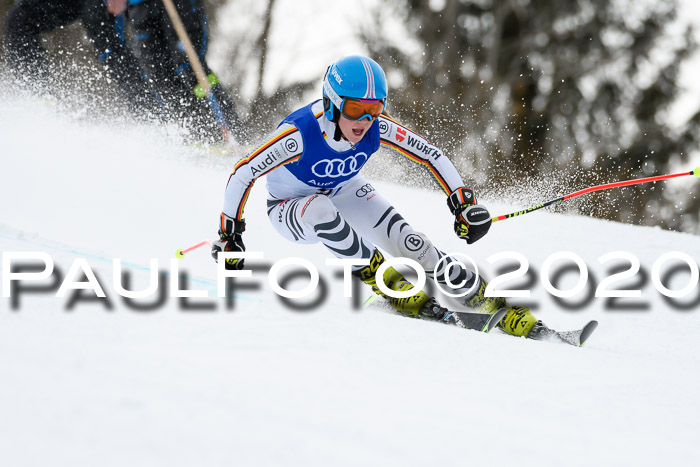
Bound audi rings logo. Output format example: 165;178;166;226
355;183;375;197
311;152;368;178
285;138;299;153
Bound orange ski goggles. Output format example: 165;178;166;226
339;97;385;121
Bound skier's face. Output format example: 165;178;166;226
338;115;373;144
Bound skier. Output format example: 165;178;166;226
3;0;159;117
112;0;247;143
212;55;546;339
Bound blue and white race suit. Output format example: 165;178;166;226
222;100;477;299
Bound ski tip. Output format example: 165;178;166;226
486;308;507;333
363;294;381;308
578;320;599;347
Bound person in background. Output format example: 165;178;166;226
114;0;247;143
4;0;159;117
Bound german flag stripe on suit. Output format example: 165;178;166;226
229;126;302;220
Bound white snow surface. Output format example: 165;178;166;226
1;96;700;467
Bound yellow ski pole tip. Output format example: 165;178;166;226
694;167;700;178
175;249;185;259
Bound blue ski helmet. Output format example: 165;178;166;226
322;55;388;121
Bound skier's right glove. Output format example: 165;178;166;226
447;187;492;244
211;213;246;270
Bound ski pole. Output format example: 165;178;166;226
175;240;212;259
160;0;232;143
492;167;700;223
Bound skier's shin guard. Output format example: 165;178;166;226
353;248;431;316
466;277;538;337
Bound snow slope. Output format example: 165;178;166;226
1;95;700;467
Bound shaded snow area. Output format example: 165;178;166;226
1;95;700;467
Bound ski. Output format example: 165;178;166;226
363;294;506;333
528;320;599;347
363;295;598;344
450;308;508;332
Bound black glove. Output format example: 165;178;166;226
211;213;246;270
447;187;492;244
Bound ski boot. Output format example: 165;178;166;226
353;248;448;321
466;278;540;338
